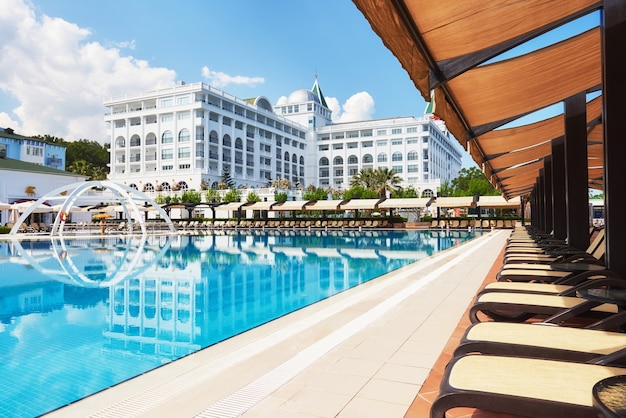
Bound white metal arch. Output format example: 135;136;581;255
9;180;176;236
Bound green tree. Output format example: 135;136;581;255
350;167;402;199
181;190;202;204
246;191;261;203
221;168;236;189
68;159;93;177
223;188;242;202
205;189;221;203
440;167;499;197
343;184;378;199
274;191;288;203
303;185;328;200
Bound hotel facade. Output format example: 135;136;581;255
104;78;462;198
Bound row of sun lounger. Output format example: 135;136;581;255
176;219;391;230
430;225;625;417
430;219;516;229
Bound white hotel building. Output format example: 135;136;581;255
104;78;462;198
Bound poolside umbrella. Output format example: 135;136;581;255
92;213;114;220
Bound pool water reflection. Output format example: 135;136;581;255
0;229;481;417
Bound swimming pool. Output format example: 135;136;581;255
0;229;482;417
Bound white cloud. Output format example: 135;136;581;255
201;66;265;89
0;0;176;142
328;91;375;123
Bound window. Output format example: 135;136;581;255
332;144;344;150
392;128;402;135
335;169;344;176
178;112;190;120
161;114;173;123
407;151;419;160
391;139;403;145
179;163;191;170
319;157;329;166
376;140;388;147
162;165;173;171
176;96;190;105
178;128;190;142
407;127;418;133
161;149;173;160
376;129;387;136
160;98;173;107
408;164;419;173
378;153;387;163
347;142;358;149
392;165;403;173
362;154;373;163
392;152;403;162
162;131;173;144
319;168;329;177
333;156;343;165
348;155;358;164
178;147;190;158
319;144;329;151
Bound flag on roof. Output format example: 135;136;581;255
424;92;439;120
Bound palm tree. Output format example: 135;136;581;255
350;168;376;189
373;167;402;199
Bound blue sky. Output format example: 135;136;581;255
0;0;600;169
0;2;428;140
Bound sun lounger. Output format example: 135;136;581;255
468;291;619;325
431;353;626;417
454;322;626;363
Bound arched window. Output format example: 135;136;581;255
299;156;304;165
235;137;243;149
362;154;373;163
162;131;173;144
407;151;419;161
146;132;157;145
422;189;435;198
160;182;171;191
115;136;125;148
223;134;231;147
284;152;290;162
292;153;297;163
130;134;141;147
348;155;358;164
178;128;190;142
378;153;388;163
319;157;329;166
176;181;189;191
129;183;138;190
209;130;218;144
392;152;403;162
333;156;344;165
143;183;155;192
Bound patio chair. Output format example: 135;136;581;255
454;321;626;363
431;353;626;417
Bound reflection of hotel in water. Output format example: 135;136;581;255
0;230;468;360
103;230;460;359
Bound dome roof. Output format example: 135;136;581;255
286;89;320;105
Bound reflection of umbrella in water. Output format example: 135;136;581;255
93;213;113;233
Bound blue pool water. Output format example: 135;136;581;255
0;229;482;417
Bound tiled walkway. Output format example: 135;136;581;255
47;230;511;418
405;243;531;418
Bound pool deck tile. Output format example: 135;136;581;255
45;229;511;418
